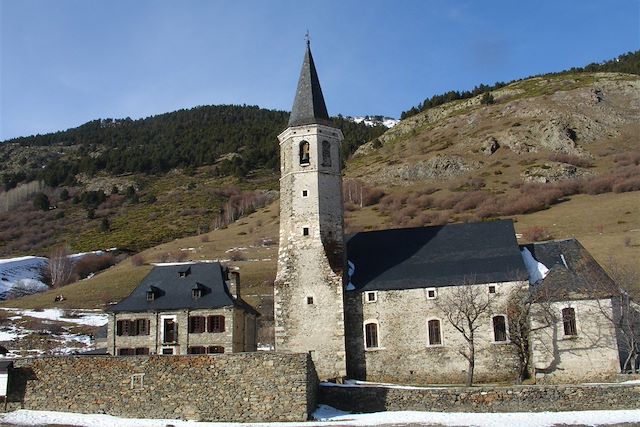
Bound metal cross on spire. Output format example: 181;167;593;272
305;30;310;47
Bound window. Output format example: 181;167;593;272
321;141;331;167
307;296;314;305
118;348;135;356
208;346;225;354
366;291;377;303
161;348;174;355
489;285;496;294
364;322;379;349
303;227;309;236
192;288;202;299
163;318;177;343
426;288;437;299
493;315;508;342
427;319;442;346
135;347;149;355
207;315;225;333
178;267;191;277
299;141;310;165
562;307;577;336
189;316;206;333
146;291;155;301
302;190;308;197
188;346;206;354
117;319;150;336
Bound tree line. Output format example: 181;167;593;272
2;105;386;189
400;50;640;120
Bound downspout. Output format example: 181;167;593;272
155;312;159;355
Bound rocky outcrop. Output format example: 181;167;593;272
369;155;478;185
521;162;593;183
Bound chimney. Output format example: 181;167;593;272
228;270;240;299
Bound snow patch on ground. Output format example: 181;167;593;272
0;256;48;295
3;308;108;327
521;247;549;284
3;407;640;427
321;379;448;390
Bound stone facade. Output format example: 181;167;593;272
531;298;620;383
107;307;256;356
345;281;526;384
274;123;347;380
319;382;640;413
7;353;317;422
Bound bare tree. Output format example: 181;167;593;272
44;245;73;288
506;285;557;384
436;282;493;386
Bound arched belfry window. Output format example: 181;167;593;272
299;141;310;165
321;141;331;167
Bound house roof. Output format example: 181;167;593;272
288;42;331;128
108;263;258;314
346;219;528;292
521;239;616;300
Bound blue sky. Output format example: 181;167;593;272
1;0;639;141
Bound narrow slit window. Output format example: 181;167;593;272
307;296;314;305
303;227;309;236
321;141;331;167
562;307;577;336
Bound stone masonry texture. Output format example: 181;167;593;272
6;353;317;422
319;382;640;413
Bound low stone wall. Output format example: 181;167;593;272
6;352;317;422
319;382;640;413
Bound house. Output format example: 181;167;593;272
344;220;530;384
273;41;626;384
106;262;258;356
525;239;623;383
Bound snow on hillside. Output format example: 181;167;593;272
0;256;48;297
0;250;114;300
348;115;399;128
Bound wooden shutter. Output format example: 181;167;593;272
428;319;441;345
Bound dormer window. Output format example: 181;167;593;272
178;266;191;278
192;289;202;299
146;290;155;301
299;141;310;165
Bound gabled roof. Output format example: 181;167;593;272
346;220;528;291
108;263;257;314
521;239;616;300
288;42;331;127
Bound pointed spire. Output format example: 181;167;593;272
288;40;330;127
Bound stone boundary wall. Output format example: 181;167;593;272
6;352;318;422
319;382;640;413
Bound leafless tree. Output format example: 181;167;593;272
506;285;557;384
436;282;493;386
44;245;73;288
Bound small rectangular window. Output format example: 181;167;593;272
366;291;377;302
489;285;496;294
135;347;149;355
188;346;206;354
303;227;309;236
307;296;314;305
427;288;437;299
161;348;174;355
208;346;225;354
302;190;308;197
118;348;135;356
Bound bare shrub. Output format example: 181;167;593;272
173;251;189;262
549;153;593;168
452;191;489;214
613;176;640;193
362;187;385;206
229;250;247;261
71;253;115;281
43;246;73;288
344;202;359;212
158;252;170;263
613;151;640;167
581;175;615;194
200;234;210;243
131;254;145;266
522;226;552;242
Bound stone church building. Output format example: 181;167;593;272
274;42;626;385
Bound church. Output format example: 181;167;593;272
272;41;625;385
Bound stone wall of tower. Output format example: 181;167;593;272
274;124;347;380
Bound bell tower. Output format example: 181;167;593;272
273;40;346;380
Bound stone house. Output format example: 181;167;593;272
107;262;258;356
273;41;626;384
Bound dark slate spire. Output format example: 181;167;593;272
288;41;331;127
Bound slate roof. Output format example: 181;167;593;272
521;239;616;300
288;42;331;127
108;263;258;314
346;220;528;291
